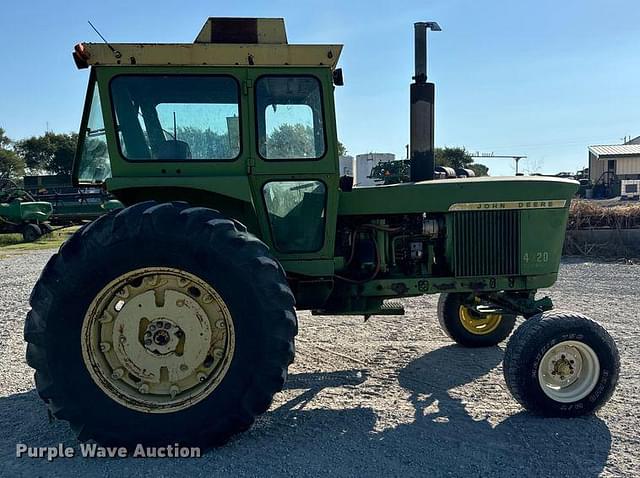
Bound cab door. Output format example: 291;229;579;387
245;68;339;274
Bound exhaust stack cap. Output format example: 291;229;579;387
417;21;442;31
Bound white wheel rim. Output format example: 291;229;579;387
537;340;600;403
81;267;235;414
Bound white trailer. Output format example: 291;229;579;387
621;179;640;200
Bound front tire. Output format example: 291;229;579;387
437;293;516;347
25;201;297;447
503;311;619;417
22;223;42;242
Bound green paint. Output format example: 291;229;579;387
0;200;52;223
71;62;577;315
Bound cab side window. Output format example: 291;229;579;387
256;76;325;160
110;75;241;161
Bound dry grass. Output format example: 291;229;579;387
568;199;640;230
565;200;640;259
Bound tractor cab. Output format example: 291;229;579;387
73;18;341;262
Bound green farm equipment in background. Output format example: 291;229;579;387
0;176;122;243
0;179;53;241
24;17;620;449
23;175;123;224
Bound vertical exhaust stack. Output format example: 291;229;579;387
410;21;441;182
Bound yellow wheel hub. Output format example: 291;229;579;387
81;267;234;413
458;305;502;335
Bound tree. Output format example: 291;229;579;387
16;132;78;176
0;149;25;180
175;126;236;159
468;163;489;176
369;160;411;184
265;123;316;158
337;141;347;156
0;128;25;180
0;128;11;148
435;146;488;176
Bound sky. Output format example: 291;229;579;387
1;0;639;176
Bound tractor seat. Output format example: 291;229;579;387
156;140;192;160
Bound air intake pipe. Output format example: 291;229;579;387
410;21;441;182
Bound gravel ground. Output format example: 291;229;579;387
0;250;637;477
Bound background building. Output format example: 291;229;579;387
588;136;640;197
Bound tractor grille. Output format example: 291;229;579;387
452;210;520;277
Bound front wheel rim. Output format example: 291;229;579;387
458;305;502;335
81;267;235;414
537;340;600;403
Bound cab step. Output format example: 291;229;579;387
312;300;405;318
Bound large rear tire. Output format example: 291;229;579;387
25;201;297;448
503;311;619;417
437;293;516;347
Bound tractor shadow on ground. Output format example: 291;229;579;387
0;346;612;476
262;345;612;477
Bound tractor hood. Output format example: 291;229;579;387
338;176;578;216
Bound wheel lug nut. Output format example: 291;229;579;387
111;368;124;380
138;383;149;394
169;385;180;398
99;342;111;352
144;339;152;346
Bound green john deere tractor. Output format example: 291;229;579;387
25;18;619;448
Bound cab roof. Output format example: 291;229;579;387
73;17;342;69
